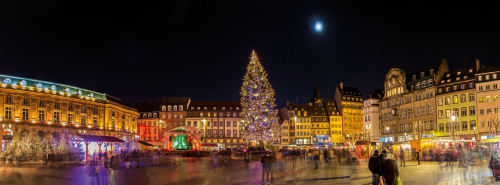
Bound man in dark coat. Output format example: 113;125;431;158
261;152;272;184
369;150;383;185
110;153;120;185
383;157;400;185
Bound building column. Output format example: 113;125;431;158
110;142;114;152
85;141;91;160
97;142;103;156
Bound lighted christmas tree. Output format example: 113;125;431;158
240;50;280;144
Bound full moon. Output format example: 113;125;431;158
315;22;322;31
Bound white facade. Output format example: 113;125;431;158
363;93;382;142
280;120;290;147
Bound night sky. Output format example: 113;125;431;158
1;1;500;108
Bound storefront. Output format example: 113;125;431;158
295;138;311;145
312;135;330;145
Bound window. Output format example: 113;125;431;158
23;98;29;105
479;86;483;91
38;110;45;121
82;106;86;113
68;114;73;124
480;109;484;115
470;121;476;130
438;98;443;106
479;76;482;81
479;96;484;103
487;85;491;90
453;95;458;104
5;96;12;104
446;87;450;92
495;95;499;101
446;110;451;118
39;100;45;107
461;84;465;89
438;88;442;93
486;75;490;80
148;113;152;118
469;82;474;88
233;121;237;127
469;93;475;101
445;97;451;105
495;84;498;90
162;106;166;111
94;108;98;115
416;107;420;117
220;122;223;127
168;106;172;111
93;117;97;126
494;74;498;79
179;105;183;111
227;121;231;127
54;112;60;122
461;107;467;117
54;102;60;109
233;130;237;137
187;121;191;126
439;124;444;132
153;113;157;118
486;95;491;102
22;108;29;120
460;94;466;103
462;121;467;131
438;110;443;119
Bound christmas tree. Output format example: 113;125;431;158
240;50;280;144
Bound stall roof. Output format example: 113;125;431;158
138;141;155;146
355;141;371;145
76;135;125;143
481;137;500;143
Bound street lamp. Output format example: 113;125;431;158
386;127;389;134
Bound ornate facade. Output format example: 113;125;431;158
0;74;139;151
379;59;449;144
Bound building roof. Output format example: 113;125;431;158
0;74;107;101
477;65;500;74
405;63;441;83
311;81;323;103
325;100;341;116
439;67;476;85
75;134;125;143
369;89;384;99
287;103;312;113
188;101;240;110
336;85;363;97
128;97;191;112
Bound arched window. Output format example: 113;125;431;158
422;81;426;87
179;105;183;111
148;113;152;118
416;82;421;89
428;79;433;86
233;130;237;137
52;132;61;142
173;106;178;111
143;114;147;118
213;129;217;136
207;129;211;136
226;129;230;137
168;106;172;111
162;106;166;112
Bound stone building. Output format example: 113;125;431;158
127;97;190;147
0;74;139;151
186;101;243;150
475;64;500;140
436;65;480;140
310;82;330;146
333;82;364;144
363;89;383;143
325;99;343;144
379;59;449;144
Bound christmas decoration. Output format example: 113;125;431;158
240;50;279;144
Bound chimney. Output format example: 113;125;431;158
340;82;343;89
476;59;480;71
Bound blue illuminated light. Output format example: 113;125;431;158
315;22;322;32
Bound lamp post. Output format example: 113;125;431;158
451;115;457;141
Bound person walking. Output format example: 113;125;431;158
132;149;139;167
125;152;130;169
104;151;112;184
416;150;421;165
313;151;320;169
324;150;329;163
399;149;405;167
87;155;100;185
261;152;272;184
292;150;298;168
110;152;120;185
369;150;383;185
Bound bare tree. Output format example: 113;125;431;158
488;112;500;137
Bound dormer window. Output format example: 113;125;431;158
457;72;461;75
191;107;194;110
416;82;421;89
222;107;225;110
447;79;451;82
430;69;434;75
420;72;425;78
229;107;233;110
478;76;482;81
441;80;444;83
162;106;166;112
464;76;468;80
456;78;460;81
494;74;497;79
447;74;450;77
486;75;490;80
236;107;239;110
422;81;426;87
413;74;416;81
197;107;200;110
428;79;433;86
213;107;216;110
204;107;207;110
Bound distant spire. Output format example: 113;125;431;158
312;80;323;103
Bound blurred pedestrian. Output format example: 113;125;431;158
313;151;320;169
416;150;421;165
104;151;112;183
383;154;400;185
261;152;272;184
125;152;130;169
87;155;100;185
110;152;120;185
399;149;405;167
369;150;383;185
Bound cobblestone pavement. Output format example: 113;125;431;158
0;157;498;185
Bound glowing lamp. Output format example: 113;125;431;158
62;122;66;126
451;115;456;122
15;118;19;122
48;122;51;124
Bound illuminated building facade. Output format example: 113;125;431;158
380;59;449;144
325;100;342;144
0;74;139;151
334;82;364;144
475;64;500;140
362;89;383;143
436;66;479;139
186;101;243;150
286;103;311;146
128;97;190;147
